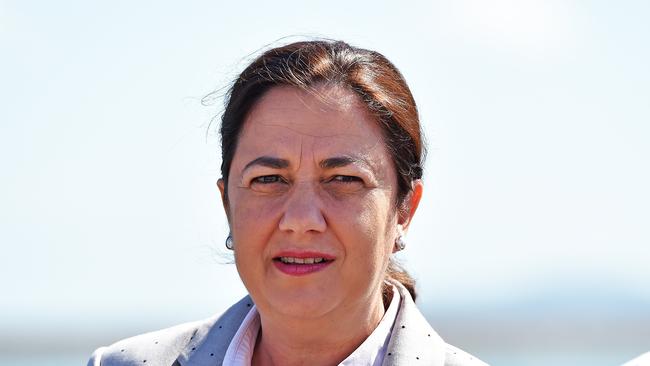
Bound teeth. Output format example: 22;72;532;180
279;257;326;264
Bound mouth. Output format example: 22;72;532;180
274;256;333;264
272;253;335;276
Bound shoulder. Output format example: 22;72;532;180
444;343;489;366
623;352;650;366
385;281;489;366
87;296;253;366
86;318;207;366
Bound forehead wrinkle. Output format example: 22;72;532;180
253;118;370;140
247;108;347;139
255;121;341;138
246;86;369;139
297;136;304;172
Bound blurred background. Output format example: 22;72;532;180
1;0;649;365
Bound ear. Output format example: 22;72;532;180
217;178;230;222
396;179;423;235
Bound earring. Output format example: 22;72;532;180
225;234;234;250
395;236;406;251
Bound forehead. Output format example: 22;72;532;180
237;85;385;157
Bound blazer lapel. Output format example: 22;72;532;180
381;282;447;366
173;285;446;366
176;296;254;366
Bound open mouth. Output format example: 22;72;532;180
272;256;334;276
273;256;333;264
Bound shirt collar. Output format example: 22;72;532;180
339;285;400;366
222;286;401;366
222;304;260;366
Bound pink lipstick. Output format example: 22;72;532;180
272;251;335;276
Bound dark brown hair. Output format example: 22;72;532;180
218;40;425;301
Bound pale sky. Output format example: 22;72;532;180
1;0;649;354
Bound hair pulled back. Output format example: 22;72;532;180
218;40;425;301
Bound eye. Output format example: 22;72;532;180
329;175;363;184
324;175;365;194
249;174;288;194
251;175;286;185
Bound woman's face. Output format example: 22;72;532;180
219;85;417;319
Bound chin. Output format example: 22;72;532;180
275;299;337;319
262;285;340;319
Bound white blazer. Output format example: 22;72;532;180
88;282;488;366
623;352;650;366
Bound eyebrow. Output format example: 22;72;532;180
242;155;375;174
319;156;360;170
321;155;378;177
243;156;290;172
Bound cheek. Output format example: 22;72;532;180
229;195;286;272
230;198;282;277
330;190;396;255
229;191;285;232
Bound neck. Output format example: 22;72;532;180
251;292;386;366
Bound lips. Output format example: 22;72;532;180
272;251;335;276
278;256;328;264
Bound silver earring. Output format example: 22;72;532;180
225;235;234;250
395;236;406;251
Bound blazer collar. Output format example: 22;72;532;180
176;296;253;366
381;280;447;366
176;282;447;366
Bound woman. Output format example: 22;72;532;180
88;40;488;366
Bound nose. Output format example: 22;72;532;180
278;182;327;234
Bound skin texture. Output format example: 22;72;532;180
218;85;423;366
